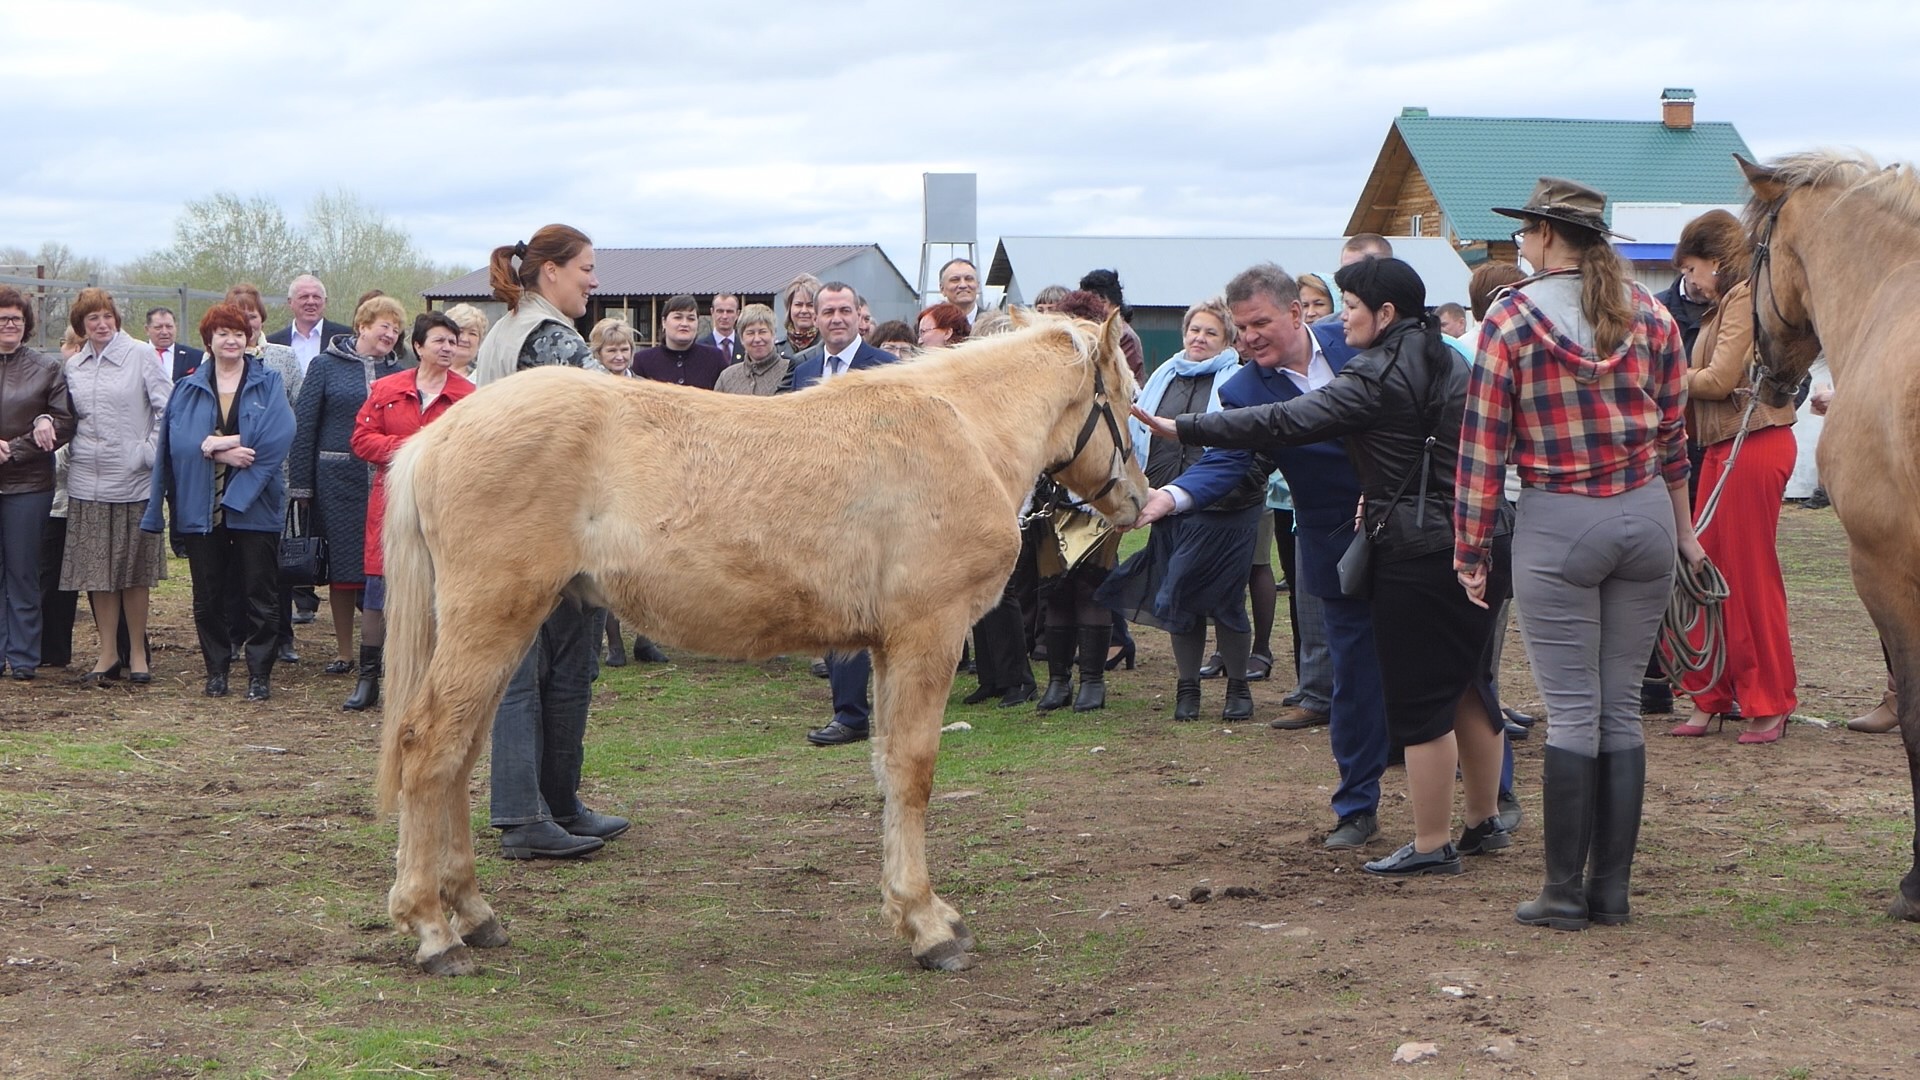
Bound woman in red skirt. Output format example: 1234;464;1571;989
1667;210;1799;744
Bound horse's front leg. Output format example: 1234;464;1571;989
869;637;976;971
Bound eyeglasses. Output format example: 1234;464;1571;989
1511;227;1534;247
0;315;23;326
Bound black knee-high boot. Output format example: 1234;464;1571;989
1516;745;1597;931
342;645;382;711
1586;745;1646;926
1035;626;1077;712
1073;623;1110;712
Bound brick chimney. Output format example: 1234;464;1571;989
1661;88;1696;130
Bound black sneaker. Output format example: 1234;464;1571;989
1457;816;1512;855
1323;811;1379;850
1364;840;1464;876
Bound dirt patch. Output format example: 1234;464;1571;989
2;510;1916;1078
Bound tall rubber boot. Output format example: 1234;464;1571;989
342;644;383;712
1586;745;1646;926
1034;626;1077;712
1515;745;1597;931
1072;623;1110;712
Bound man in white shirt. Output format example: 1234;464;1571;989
698;292;746;363
938;258;980;324
267;274;352;376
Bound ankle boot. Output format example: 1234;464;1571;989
1516;745;1598;931
342;644;383;711
1173;679;1202;722
1072;623;1110;712
1849;672;1899;733
1035;626;1077;712
1223;678;1254;721
604;615;628;668
1586;745;1646;926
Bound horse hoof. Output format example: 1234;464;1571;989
419;944;476;977
914;938;975;972
1890;892;1920;923
947;918;977;954
462;917;510;949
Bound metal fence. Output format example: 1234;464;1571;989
0;270;226;350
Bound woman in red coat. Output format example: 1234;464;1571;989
345;311;474;711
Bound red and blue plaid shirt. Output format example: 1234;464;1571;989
1454;273;1690;569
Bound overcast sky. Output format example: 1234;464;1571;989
7;0;1917;286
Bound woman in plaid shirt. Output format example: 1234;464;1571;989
1454;179;1707;932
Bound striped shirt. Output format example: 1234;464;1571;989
1453;272;1689;569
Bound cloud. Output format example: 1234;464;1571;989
6;0;1920;289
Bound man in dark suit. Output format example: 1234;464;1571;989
697;292;747;364
144;307;204;382
266;274;352;381
786;282;900;747
1134;263;1389;852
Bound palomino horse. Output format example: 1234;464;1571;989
1739;151;1920;921
374;313;1148;976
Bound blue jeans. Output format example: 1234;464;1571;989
0;490;52;672
489;598;604;827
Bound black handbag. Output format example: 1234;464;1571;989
279;501;330;586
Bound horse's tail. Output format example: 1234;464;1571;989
375;437;436;818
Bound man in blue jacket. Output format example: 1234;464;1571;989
785;282;900;746
1133;263;1388;850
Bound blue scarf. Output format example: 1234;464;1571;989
1129;346;1239;470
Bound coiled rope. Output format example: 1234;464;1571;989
1655;382;1763;692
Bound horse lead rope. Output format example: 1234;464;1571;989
1656;376;1764;693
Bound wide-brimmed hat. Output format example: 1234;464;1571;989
1492;177;1634;241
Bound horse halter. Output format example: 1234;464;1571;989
1043;366;1130;504
1747;198;1817;403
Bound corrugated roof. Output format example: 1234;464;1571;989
987;236;1475;307
1388;114;1755;242
421;244;881;299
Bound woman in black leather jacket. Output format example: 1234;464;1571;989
1137;258;1512;878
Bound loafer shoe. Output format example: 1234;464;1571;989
1270;706;1331;730
806;720;869;747
324;659;353;675
1457;816;1512;855
291;610;317;625
558;809;630;840
1496;789;1524;833
1364;840;1464;877
245;677;271;702
500;820;604;860
204;674;229;697
8;667;33;681
809;658;831;679
1323;811;1379;850
278;645;300;664
997;685;1036;708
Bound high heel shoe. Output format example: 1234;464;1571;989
1667;711;1726;737
1104;639;1135;671
1737;714;1790;745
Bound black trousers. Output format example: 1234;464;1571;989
37;516;76;669
183;526;280;677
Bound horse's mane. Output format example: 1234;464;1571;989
1745;149;1920;231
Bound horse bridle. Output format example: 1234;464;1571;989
1747;197;1818;404
1043;366;1131;504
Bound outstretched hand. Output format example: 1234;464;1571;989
1128;488;1176;530
1129;404;1177;442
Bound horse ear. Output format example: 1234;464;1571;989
1008;306;1031;328
1737;154;1783;201
1100;311;1126;366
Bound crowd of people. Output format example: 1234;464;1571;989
0;176;1867;927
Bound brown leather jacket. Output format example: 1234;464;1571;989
1686;280;1797;447
0;346;76;494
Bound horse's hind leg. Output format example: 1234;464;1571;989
387;694;474;976
444;719;508;950
869;633;977;971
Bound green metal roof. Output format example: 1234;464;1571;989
1395;114;1755;242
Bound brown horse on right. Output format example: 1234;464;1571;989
1739;151;1920;920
